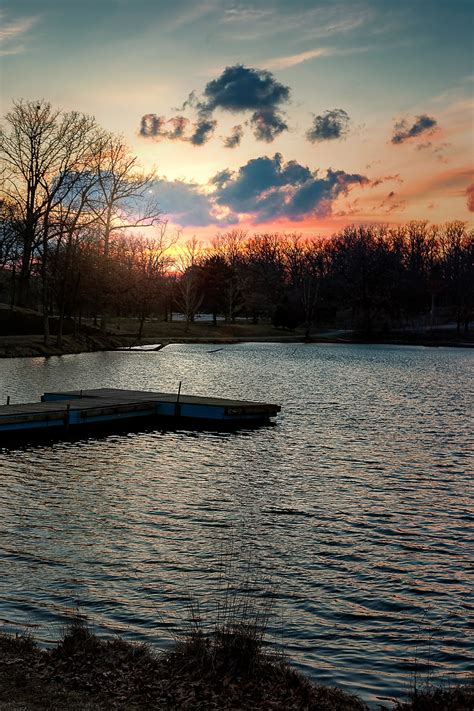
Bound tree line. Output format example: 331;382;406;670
1;100;473;344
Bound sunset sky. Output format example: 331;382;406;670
1;0;473;239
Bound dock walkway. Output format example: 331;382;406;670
0;388;280;437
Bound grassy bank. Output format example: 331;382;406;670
0;620;365;711
1;621;472;710
1;321;472;358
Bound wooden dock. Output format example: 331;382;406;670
0;388;281;438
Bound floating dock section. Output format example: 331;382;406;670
0;388;281;438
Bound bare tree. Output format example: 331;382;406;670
86;133;162;331
0;100;101;342
211;229;247;322
132;223;178;340
283;234;323;338
174;237;204;330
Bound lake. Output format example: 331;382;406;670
0;343;472;706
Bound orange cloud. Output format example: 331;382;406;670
466;183;474;212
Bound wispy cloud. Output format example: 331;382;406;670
162;1;216;32
0;12;38;56
218;4;371;42
264;48;330;70
466;184;474;212
391;114;438;145
263;43;373;70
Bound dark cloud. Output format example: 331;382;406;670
223;124;244;148
467;183;474;212
306;108;350;143
250;108;288;142
166;115;189;139
139;114;189;141
139;113;167;138
370;174;403;187
201;64;290;113
141;64;290;146
212;153;368;222
177;90;198;112
211;169;233;188
190;117;217;146
197;64;290;144
391;114;437;145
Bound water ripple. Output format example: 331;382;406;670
0;343;473;707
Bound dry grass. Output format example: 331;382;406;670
0;617;366;710
2;620;470;710
391;681;474;710
107;316;304;343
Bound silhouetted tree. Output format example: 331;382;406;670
0;100;102;343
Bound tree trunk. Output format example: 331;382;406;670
430;291;436;330
41;230;50;346
56;300;65;348
137;310;146;341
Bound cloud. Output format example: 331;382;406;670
250;108;288;142
189;117;217;146
139;113;192;141
264;47;329;70
218;4;371;44
370;174;403;187
375;191;407;213
467;184;474;212
416;140;450;163
306;109;351;142
212;153;368;222
223;124;244;148
262;43;375;72
166;115;189;140
140;64;290;146
391;114;438;144
200;64;289;118
0;11;38;55
152;179;218;227
150;154;371;226
139;114;167;138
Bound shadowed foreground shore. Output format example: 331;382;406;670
1;623;472;711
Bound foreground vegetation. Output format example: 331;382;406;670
1;621;472;710
0;620;365;711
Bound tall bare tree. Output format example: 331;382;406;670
86;133;162;331
0;100;101;342
174;237;204;330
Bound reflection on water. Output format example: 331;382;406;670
0;343;473;705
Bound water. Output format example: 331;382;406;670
0;343;472;706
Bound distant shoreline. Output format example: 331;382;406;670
0;328;472;358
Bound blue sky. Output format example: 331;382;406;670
1;0;473;236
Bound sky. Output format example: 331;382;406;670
1;0;473;240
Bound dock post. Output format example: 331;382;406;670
6;396;10;406
175;381;182;417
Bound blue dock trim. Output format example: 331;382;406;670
0;388;280;436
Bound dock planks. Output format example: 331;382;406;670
0;388;280;438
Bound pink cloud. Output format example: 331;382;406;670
466;183;474;212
